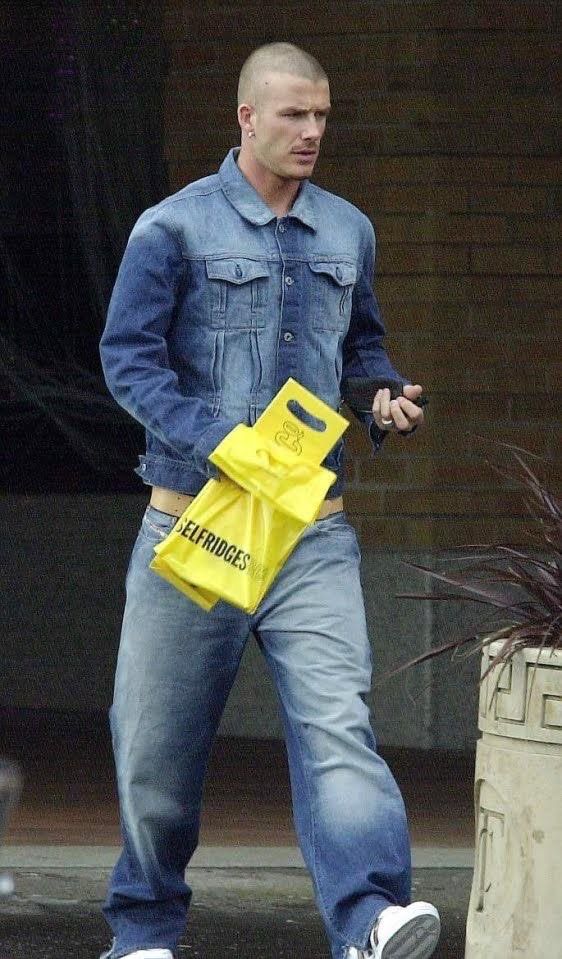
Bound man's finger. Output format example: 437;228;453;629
389;400;410;431
379;388;392;423
397;396;424;421
402;383;423;401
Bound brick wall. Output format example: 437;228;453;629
163;0;560;547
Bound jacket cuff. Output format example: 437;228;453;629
192;419;239;478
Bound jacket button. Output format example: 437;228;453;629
235;264;243;278
285;276;294;285
283;331;294;342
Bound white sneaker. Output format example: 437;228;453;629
0;873;15;897
123;953;174;959
100;950;174;959
370;902;441;959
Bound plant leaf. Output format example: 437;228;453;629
388;446;561;684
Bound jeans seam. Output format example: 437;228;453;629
142;517;174;540
266;653;390;953
267;656;355;952
266;658;327;923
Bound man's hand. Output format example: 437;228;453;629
373;384;425;433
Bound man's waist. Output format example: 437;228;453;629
150;486;344;521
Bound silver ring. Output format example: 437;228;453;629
381;418;393;426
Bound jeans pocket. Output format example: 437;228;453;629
316;511;361;559
140;506;177;543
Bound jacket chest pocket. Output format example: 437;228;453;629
309;261;357;331
205;257;270;329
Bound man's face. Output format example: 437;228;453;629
247;72;331;181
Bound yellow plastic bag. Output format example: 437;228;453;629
150;379;348;613
208;429;335;525
210;378;348;522
151;474;306;613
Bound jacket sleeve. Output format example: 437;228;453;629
342;217;408;452
99;210;237;479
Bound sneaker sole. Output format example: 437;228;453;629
379;913;441;959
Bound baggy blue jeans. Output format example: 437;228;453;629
103;506;411;958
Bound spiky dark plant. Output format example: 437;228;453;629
384;446;561;683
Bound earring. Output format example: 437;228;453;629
248;131;255;138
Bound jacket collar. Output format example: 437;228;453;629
218;148;318;231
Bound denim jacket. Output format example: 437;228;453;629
100;148;406;497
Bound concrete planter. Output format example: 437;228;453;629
465;641;562;957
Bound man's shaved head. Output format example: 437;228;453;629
238;42;328;106
236;43;331;197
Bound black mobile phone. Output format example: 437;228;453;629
343;377;429;412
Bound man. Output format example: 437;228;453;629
99;42;440;959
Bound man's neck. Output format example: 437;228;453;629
237;150;301;217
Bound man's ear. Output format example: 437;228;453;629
238;103;254;138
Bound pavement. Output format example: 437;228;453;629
0;846;472;959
